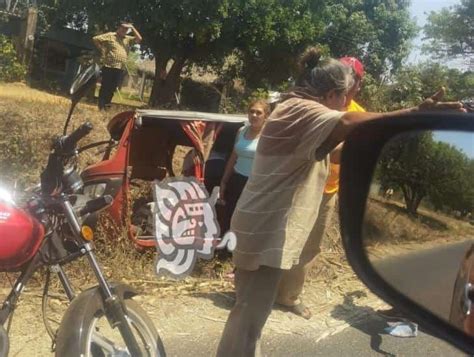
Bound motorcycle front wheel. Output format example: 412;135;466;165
88;300;164;357
56;299;165;357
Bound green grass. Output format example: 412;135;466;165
94;85;150;107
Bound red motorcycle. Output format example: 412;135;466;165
0;123;165;356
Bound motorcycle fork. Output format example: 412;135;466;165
80;243;144;356
61;198;144;356
0;253;42;325
50;264;75;301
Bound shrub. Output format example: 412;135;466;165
0;35;27;82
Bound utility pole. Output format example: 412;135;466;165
18;6;37;67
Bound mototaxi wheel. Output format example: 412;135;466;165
56;299;165;357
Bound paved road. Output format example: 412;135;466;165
169;314;465;357
167;240;472;356
282;316;465;357
372;240;473;320
304;240;472;357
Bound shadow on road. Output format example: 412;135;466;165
191;291;236;310
330;291;396;357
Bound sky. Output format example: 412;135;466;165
407;0;465;66
435;132;474;159
409;1;473;158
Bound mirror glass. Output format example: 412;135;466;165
364;130;474;336
70;63;101;97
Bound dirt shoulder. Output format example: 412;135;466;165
364;197;473;259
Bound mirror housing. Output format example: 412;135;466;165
339;112;474;354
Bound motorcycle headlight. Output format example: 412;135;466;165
0;186;15;205
83;183;107;199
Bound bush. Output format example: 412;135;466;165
242;88;269;109
0;35;27;82
180;78;221;112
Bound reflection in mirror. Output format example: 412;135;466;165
363;130;474;336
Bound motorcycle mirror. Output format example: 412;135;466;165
339;113;474;354
63;64;101;135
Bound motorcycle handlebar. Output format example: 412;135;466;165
58;122;93;154
41;122;93;195
79;195;113;216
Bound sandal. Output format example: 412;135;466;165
279;302;312;320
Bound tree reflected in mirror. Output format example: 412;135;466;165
363;130;474;336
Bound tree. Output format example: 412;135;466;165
237;0;417;89
62;0;236;106
428;145;474;216
377;132;434;215
0;34;27;82
423;0;474;60
318;0;417;80
229;0;325;89
361;62;474;112
61;0;417;107
10;0;79;34
377;131;474;215
63;0;328;106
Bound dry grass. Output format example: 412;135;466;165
0;83;234;296
1;82;470;298
0;83;147;284
364;197;474;260
364;197;473;245
0;83;121;187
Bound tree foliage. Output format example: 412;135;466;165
0;35;27;82
229;0;325;89
233;0;417;89
423;0;474;59
377;131;474;215
318;0;416;80
358;62;474;112
55;0;416;106
62;0;240;106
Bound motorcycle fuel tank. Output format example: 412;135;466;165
0;189;44;271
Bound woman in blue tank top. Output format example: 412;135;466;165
219;99;271;233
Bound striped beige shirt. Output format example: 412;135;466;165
231;91;344;270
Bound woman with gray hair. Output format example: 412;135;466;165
216;47;463;357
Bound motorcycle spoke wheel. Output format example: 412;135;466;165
84;300;163;357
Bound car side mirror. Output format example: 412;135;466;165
339;112;474;354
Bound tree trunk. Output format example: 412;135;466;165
401;185;424;216
412;193;424;214
149;56;187;107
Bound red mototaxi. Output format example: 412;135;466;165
80;109;247;249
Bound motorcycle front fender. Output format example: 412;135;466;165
54;282;139;355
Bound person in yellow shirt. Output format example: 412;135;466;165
275;57;365;319
93;23;142;110
325;57;366;196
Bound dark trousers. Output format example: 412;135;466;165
204;159;226;195
98;67;123;110
222;171;248;234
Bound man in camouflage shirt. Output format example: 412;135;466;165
93;23;142;110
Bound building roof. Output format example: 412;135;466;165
41;28;94;50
